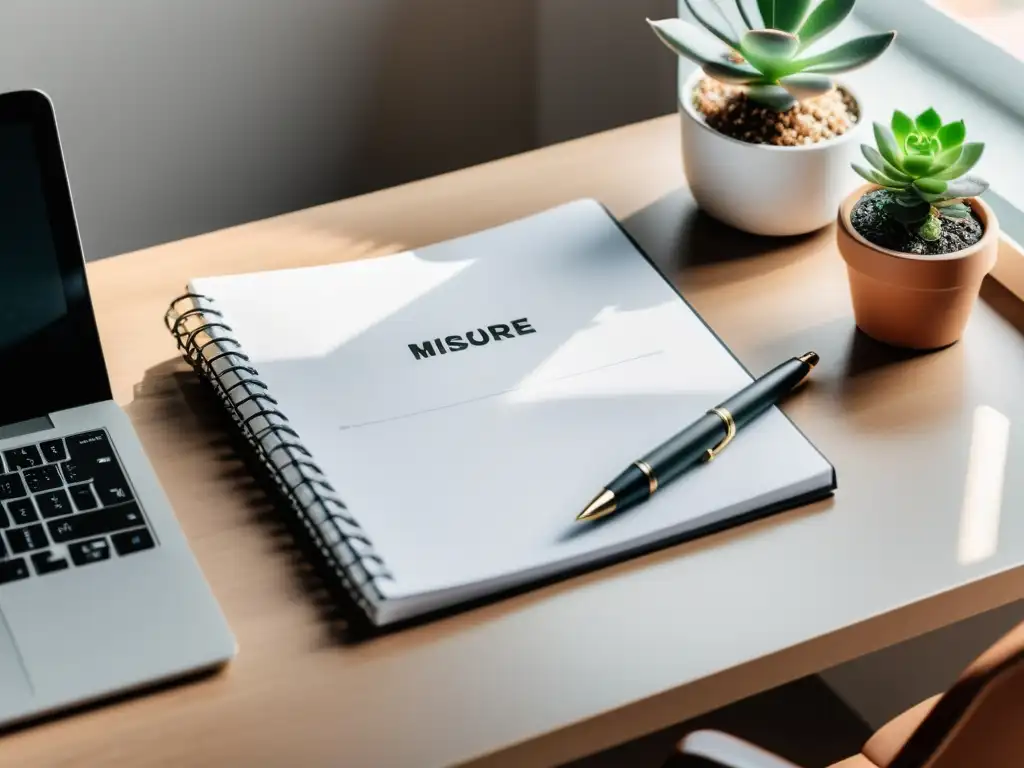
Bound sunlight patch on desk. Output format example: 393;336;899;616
957;405;1010;565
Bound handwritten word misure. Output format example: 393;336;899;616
408;318;536;361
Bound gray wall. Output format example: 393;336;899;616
0;0;674;260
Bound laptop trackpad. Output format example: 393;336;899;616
0;609;32;714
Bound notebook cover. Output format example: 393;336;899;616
165;200;836;634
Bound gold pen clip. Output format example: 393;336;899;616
704;406;736;461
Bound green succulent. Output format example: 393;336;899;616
648;0;895;111
854;108;988;242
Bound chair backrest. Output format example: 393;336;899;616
888;620;1024;768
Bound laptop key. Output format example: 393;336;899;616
65;431;112;461
23;465;62;494
31;550;69;575
2;446;42;471
93;463;134;506
59;459;89;484
112;528;155;556
39;439;67;464
0;558;29;584
68;537;111;566
6;499;38;525
6;524;49;554
0;506;9;530
69;484;99;511
0;473;26;500
35;489;73;519
48;502;145;543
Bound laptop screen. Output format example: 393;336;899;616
0;92;110;428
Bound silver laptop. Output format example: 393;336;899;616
0;90;235;728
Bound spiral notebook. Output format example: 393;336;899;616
164;200;835;627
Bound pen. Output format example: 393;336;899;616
576;351;820;522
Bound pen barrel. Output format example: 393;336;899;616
605;356;814;516
642;412;727;486
720;357;810;428
639;357;812;488
606;463;658;509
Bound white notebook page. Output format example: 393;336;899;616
192;200;832;616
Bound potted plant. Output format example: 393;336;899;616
648;1;895;236
837;108;997;349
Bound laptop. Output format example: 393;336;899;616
0;90;235;728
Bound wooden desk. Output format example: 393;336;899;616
8;116;1024;767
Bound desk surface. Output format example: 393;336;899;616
8;115;1024;767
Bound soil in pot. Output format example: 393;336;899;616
693;77;859;146
850;188;984;256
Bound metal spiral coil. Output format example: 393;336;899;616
165;292;391;617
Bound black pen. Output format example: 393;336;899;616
576;352;820;522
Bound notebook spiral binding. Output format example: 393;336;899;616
164;292;392;619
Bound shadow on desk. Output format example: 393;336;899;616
0;666;223;741
621;189;830;287
128;358;369;643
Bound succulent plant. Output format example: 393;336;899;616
853;108;988;242
648;1;895;111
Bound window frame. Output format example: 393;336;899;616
856;0;1024;121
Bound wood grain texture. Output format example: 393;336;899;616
6;115;1024;768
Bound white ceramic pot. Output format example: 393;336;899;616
679;67;864;237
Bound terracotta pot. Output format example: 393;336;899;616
836;185;999;350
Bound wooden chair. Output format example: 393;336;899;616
663;621;1024;768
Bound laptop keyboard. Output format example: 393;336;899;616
0;429;156;584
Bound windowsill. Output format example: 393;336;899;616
676;11;1024;300
995;238;1024;299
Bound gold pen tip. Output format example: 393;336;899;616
576;489;617;522
798;351;820;369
